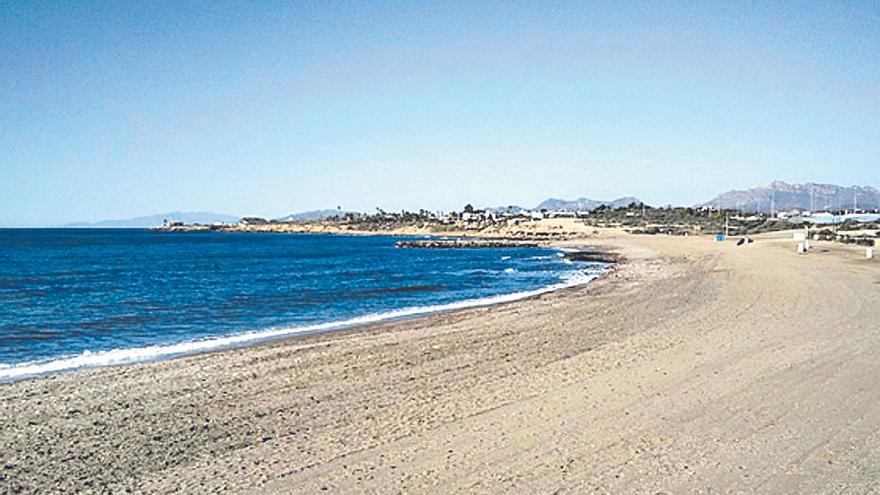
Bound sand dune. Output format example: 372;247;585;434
2;231;879;493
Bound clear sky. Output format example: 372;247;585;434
2;1;878;226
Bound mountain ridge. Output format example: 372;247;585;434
275;209;359;222
533;196;642;211
64;211;241;228
486;196;643;213
702;181;880;212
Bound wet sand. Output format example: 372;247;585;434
3;231;880;493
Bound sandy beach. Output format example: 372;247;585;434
3;230;880;493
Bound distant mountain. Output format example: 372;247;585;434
65;211;240;228
606;196;642;209
275;209;359;222
485;205;528;214
702;181;880;212
534;196;642;212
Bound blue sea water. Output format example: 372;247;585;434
0;229;606;379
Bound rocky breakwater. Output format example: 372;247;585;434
395;239;540;249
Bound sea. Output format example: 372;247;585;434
0;229;607;380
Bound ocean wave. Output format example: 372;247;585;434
452;268;496;276
0;267;606;381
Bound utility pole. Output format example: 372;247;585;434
725;212;730;238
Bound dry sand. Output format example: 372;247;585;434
2;231;880;493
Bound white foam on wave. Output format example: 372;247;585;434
453;268;495;276
0;266;607;381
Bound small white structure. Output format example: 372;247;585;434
461;212;478;222
868;247;875;260
797;242;806;254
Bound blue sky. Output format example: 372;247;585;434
2;1;878;226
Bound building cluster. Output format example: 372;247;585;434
456;207;588;227
160;202;880;235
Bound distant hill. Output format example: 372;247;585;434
275;209;359;222
65;211;240;228
533;196;642;212
702;181;880;212
485;205;528;214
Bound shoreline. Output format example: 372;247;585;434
6;231;879;493
0;243;615;382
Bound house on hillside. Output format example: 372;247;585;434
461;211;478;223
